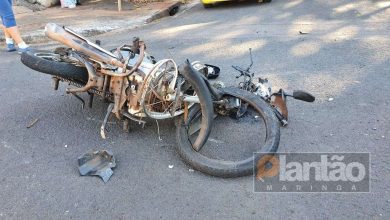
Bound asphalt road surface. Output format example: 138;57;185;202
0;0;389;219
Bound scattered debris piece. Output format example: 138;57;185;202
209;138;224;144
372;127;377;130
191;61;221;79
382;136;385;138
78;150;116;183
168;165;174;169
189;169;194;172
27;118;39;128
328;97;334;101
299;31;309;35
64;145;68;148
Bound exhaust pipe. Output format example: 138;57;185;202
44;23;123;68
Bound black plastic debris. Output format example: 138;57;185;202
78;150;116;183
191;61;221;79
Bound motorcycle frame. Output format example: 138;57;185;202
45;23;205;138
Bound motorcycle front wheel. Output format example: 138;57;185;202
176;87;280;178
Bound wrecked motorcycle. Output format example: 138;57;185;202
21;23;280;177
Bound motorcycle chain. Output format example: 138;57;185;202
56;77;113;99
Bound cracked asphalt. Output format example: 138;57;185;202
0;0;389;219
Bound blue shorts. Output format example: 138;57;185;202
0;0;17;28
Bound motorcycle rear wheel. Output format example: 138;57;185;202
21;49;88;82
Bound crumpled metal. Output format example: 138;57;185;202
78;150;116;182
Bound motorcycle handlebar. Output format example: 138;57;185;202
232;65;252;78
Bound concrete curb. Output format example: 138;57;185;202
145;1;182;23
0;1;183;44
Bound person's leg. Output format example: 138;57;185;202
1;24;11;38
1;21;16;52
5;26;24;44
0;0;29;51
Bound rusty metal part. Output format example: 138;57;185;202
126;72;145;115
45;23;124;68
66;54;103;94
127;88;142;115
101;103;114;139
183;102;188;121
64;26;116;58
139;59;185;120
122;112;146;126
116;47;124;62
51;47;83;66
170;77;184;116
102;75;111;102
110;76;128;119
100;69;117;76
99;41;145;77
54;77;112;99
272;92;288;120
126;42;145;75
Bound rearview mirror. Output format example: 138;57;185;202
293;90;315;102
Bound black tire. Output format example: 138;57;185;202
176;87;280;178
21;50;88;82
177;61;214;152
